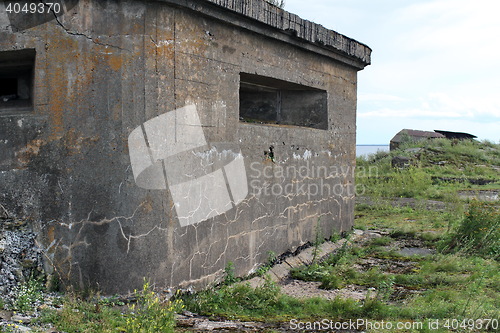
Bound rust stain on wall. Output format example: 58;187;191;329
15;139;46;167
62;129;100;156
107;54;123;71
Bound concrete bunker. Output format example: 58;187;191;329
0;0;371;294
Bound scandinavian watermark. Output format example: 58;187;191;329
128;105;248;227
248;161;378;199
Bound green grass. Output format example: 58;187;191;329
181;252;499;325
37;296;127;333
35;280;182;333
180;277;402;322
356;139;500;201
355;204;463;235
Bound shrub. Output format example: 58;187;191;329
12;278;44;312
126;280;183;333
223;262;237;285
447;201;499;260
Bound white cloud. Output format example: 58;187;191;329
284;1;500;143
360;90;500;119
359;108;466;119
358;116;500;144
358;93;405;102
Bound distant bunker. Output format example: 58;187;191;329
0;0;371;293
390;129;477;151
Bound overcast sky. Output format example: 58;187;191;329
285;0;499;144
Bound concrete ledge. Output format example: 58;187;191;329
156;0;371;69
245;237;353;288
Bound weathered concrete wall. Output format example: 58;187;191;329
0;0;370;294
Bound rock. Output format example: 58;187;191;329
245;276;265;289
14;324;32;332
175;315;200;328
397;247;434;257
364;232;382;240
21;259;36;268
0;229;44;306
194;320;241;330
391;156;413;168
0;310;13;320
182;310;195;317
38;304;49;311
353;229;364;236
404;148;422;154
176;315;266;331
11;314;32;324
269;263;291;282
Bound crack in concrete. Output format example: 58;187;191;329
44;0;131;52
43;203;147;283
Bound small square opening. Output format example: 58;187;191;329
239;73;328;130
0;49;35;113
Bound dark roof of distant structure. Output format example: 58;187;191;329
391;129;445;143
434;130;477;140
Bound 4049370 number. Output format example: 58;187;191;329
5;2;62;14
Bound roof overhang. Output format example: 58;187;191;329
155;0;372;70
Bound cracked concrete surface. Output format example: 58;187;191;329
0;0;369;294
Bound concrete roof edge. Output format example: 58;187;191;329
153;0;372;69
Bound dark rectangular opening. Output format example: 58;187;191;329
0;78;17;96
0;49;35;113
239;73;328;130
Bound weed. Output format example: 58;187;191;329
312;218;323;264
46;274;61;293
223;262;238;285
37;295;126;332
1;323;22;333
37;280;183;332
447;201;499;259
318;273;344;290
12;277;44;312
125;280;183;333
290;263;329;283
368;236;393;247
255;251;278;276
325;241;355;266
182;277;282;319
390;229;417;239
330;231;341;242
98;294;125;307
